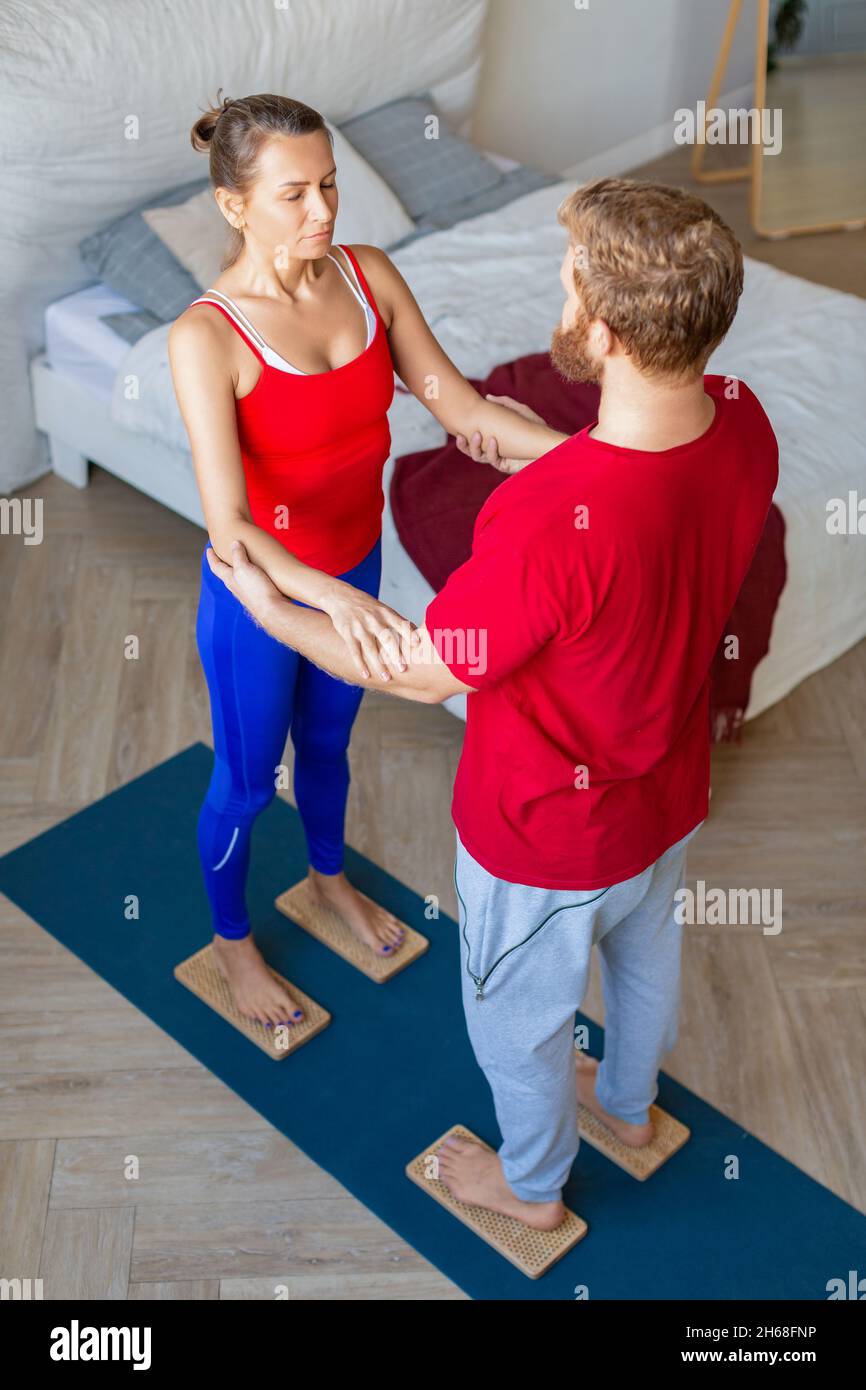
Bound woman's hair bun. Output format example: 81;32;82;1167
190;88;235;152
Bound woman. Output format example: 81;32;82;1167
169;92;566;1031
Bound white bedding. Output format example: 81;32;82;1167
44;283;139;402
106;178;866;723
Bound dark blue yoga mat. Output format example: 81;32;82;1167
1;742;863;1300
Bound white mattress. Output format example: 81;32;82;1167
52;178;866;725
44;282;139;402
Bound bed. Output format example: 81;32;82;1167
8;0;866;726
33;174;866;724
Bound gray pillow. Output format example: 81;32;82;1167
80;178;208;322
389;165;559;250
101;308;164;346
340;95;503;221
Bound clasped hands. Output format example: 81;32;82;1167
206;543;424;683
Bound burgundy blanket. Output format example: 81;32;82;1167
391;352;787;742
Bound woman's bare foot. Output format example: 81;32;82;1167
574;1053;653;1147
436;1135;566;1231
307;869;406;956
212;933;304;1029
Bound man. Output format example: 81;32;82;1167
206;176;779;1232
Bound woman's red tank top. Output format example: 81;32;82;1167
190;245;394;576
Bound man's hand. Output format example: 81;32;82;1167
206;542;423;681
455;394;550;475
206;542;283;624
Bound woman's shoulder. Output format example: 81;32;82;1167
171;274;243;331
338;242;393;284
338;242;390;268
168;293;237;370
339;243;400;327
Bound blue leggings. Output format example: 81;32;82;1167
195;537;382;939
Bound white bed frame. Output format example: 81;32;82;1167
31;353;206;525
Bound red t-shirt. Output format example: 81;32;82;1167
425;374;779;889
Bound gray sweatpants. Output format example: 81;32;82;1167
454;823;702;1203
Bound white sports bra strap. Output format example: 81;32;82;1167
328;247;369;313
190;250;374;375
193;290;270;353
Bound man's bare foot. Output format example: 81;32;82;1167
212;933;304;1029
435;1135;566;1231
574;1053;653;1147
307;869;406;956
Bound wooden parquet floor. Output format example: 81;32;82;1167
2;465;864;1300
2;145;864;1299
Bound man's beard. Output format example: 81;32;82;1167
550;307;602;385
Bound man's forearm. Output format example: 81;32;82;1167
256;593;441;702
206;540;477;702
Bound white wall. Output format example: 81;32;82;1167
786;0;866;54
470;0;759;177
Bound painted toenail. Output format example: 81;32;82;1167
293;1010;302;1018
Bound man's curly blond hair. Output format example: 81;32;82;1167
557;176;744;378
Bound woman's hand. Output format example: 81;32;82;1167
455;394;550;475
323;585;422;681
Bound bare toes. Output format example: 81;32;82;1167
278;994;302;1022
438;1137;467;1159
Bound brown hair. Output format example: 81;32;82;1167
557;176;743;378
190;90;333;268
